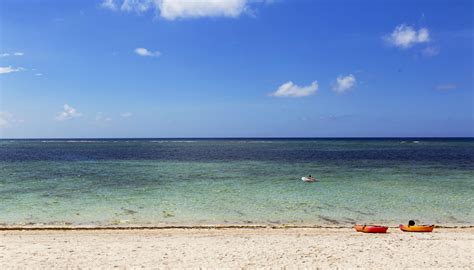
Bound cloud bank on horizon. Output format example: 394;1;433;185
0;112;22;128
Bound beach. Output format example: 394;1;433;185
1;227;472;268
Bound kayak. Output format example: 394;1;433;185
355;225;388;233
301;177;317;182
399;224;434;232
354;225;388;233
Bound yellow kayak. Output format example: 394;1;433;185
399;224;434;232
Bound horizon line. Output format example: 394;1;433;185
1;136;473;140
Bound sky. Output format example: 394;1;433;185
0;0;473;138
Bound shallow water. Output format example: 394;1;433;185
0;138;473;226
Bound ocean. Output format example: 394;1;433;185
0;138;472;226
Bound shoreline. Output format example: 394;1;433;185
1;224;473;230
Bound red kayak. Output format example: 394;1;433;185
354;225;388;233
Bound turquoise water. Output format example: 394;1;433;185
0;139;473;226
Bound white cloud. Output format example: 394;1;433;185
120;112;133;117
102;0;251;20
55;104;82;121
159;0;247;20
95;112;112;122
0;66;25;74
333;74;356;94
121;0;153;12
385;24;430;48
134;47;161;57
422;46;440;57
0;112;20;128
436;84;458;91
271;81;318;98
0;52;24;57
35;73;43;76
101;0;118;10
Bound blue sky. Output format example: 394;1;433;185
0;0;472;138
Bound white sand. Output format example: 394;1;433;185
1;228;473;269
